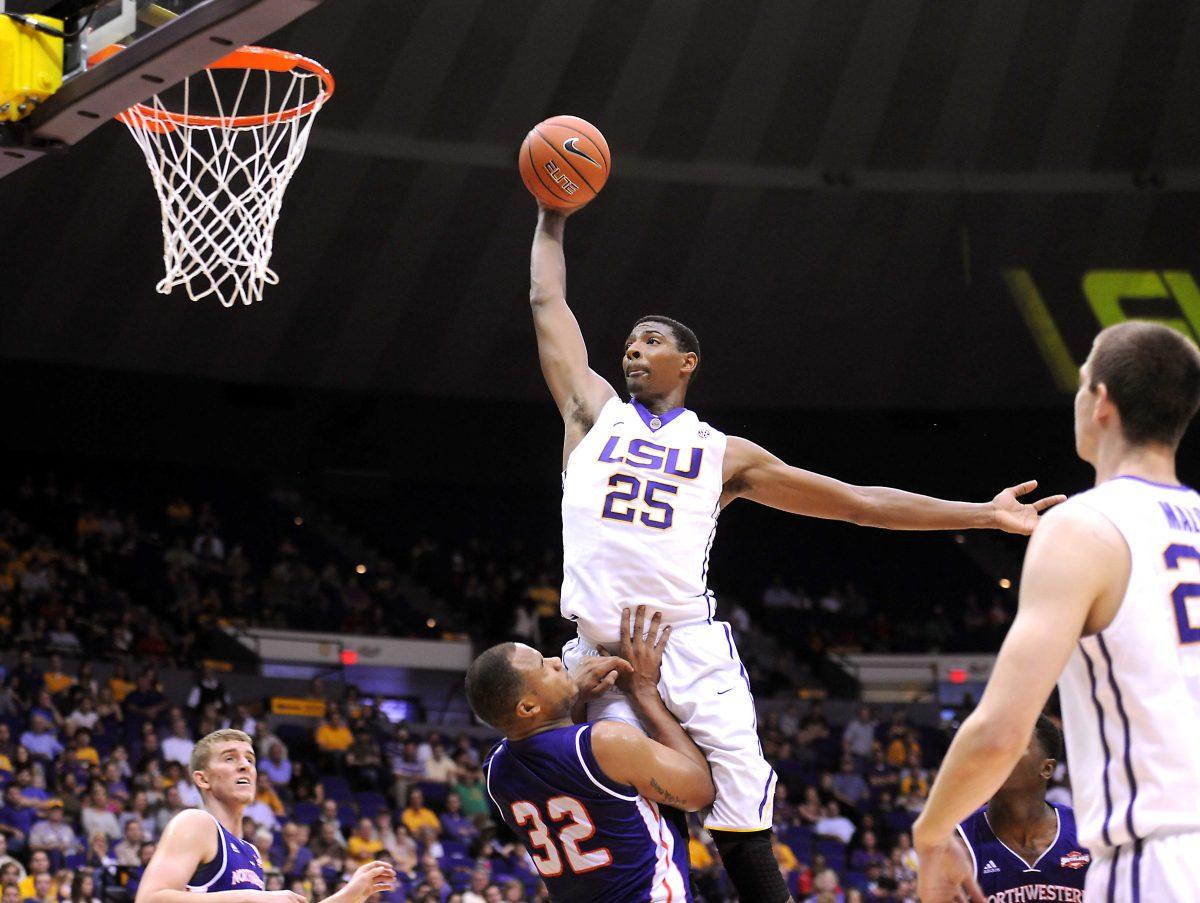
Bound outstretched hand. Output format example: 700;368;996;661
337;861;397;903
992;480;1067;535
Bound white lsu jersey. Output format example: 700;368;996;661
1057;475;1200;853
561;396;727;643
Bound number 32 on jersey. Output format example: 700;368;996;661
511;797;612;878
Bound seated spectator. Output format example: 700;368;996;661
346;818;382;868
106;665;134;706
422;743;456;784
123;672;167;736
450;765;489;819
258;740;292;792
389;741;424;803
0;783;38;847
400;789;438;837
112;820;143;868
68;732;98;770
184;665;230;717
250;829;275;872
384;825;417;877
0;836;25;881
64;698;98;735
161;720;195;768
153;787;188;836
309;821;346;864
224;704;257;740
314;712;353;772
831;757;870;811
27;801;76;856
345;732;383;792
438;793;476;846
772;834;800;883
815;801;855;845
16;852;52;900
1;882;19;903
890;836;918;883
461;868;491;903
112;791;150;843
41;658;73;699
79;786;119;842
68;871;99;903
848;830;886;872
897;751;930;814
414;826;442;861
796;786;823;826
19;715;63;764
162;763;201;809
22;871;53;903
273;822;312;880
841;706;876;761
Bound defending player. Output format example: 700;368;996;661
955;715;1089;902
468;606;715;902
136;729;395;903
914;321;1200;902
529;205;1063;901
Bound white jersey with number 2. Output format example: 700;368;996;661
1057;475;1200;855
561;396;727;643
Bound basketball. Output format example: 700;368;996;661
518;114;611;211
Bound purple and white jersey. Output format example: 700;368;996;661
957;803;1089;903
1057;477;1200;853
484;723;690;902
186;812;265;893
561;396;727;644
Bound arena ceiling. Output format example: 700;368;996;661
3;0;1199;408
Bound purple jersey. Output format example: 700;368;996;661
484;723;690;902
956;803;1090;903
187;812;266;893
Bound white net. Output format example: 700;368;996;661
119;50;332;307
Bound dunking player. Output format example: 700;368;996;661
528;205;1064;901
914;321;1200;902
469;606;714;901
956;715;1089;902
135;729;395;903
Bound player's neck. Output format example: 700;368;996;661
987;793;1055;846
632;388;688;415
506;716;574;742
204;798;245;838
1093;438;1179;488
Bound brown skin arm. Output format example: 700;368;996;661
591;607;715;811
568;655;633;724
721;436;1066;535
530;208;616;461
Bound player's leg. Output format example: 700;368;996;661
659;621;792;903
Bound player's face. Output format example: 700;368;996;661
195;741;257;806
998;732;1054;794
1074;353;1100;463
622;323;693;398
510;644;576;723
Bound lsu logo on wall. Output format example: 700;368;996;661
1004;269;1200;392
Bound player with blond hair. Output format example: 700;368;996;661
136;729;395;903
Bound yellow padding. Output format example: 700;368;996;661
0;15;63;122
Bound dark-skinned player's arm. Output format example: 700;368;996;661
137;811;396;903
722;436;1066;535
530;207;617;428
568;654;634;724
590;607;715;812
912;504;1128;903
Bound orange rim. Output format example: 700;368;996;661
89;44;334;133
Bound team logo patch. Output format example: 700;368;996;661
1060;851;1090;869
982;859;1000;874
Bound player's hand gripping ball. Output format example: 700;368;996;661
519;115;611;211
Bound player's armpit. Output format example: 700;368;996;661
134;809;216;903
590;720;715;812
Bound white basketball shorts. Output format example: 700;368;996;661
562;620;776;832
1085;831;1200;902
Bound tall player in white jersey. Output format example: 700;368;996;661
914;321;1200;903
529;206;1064;902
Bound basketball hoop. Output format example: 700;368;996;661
91;44;334;306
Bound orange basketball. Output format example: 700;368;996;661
518;115;611;211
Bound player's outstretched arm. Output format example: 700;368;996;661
592;607;715;812
722;436;1066;535
912;504;1128;903
135;810;303;903
530;207;616;427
